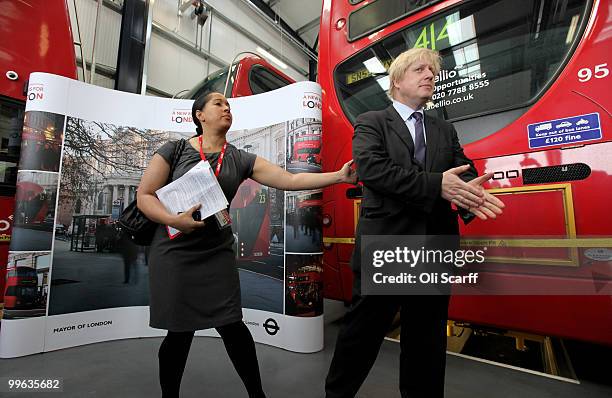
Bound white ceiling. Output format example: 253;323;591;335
263;0;322;49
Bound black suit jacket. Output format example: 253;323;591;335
351;105;478;277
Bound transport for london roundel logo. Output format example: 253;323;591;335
263;318;279;336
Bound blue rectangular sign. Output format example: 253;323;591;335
527;113;601;149
111;205;120;220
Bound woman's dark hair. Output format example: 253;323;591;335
191;92;217;136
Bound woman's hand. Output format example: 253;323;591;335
169;204;206;234
252;156;358;190
337;160;358;184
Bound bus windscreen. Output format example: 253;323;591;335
337;0;588;127
348;0;442;41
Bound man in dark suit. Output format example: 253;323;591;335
325;48;504;398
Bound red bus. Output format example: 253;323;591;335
319;0;611;345
231;181;272;259
0;198;13;311
14;181;51;226
184;54;294;99
293;134;322;165
185;55;294;262
287;268;324;315
0;0;77;307
3;266;39;310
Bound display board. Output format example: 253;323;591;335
0;73;324;358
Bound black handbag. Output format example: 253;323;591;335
118;138;186;245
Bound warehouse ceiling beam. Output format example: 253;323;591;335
198;0;308;76
101;0;309;76
151;21;227;68
240;0;318;61
296;16;320;36
104;0;224;67
76;57;173;97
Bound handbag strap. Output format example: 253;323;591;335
167;138;186;183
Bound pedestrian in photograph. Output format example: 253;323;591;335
118;227;139;284
137;91;357;398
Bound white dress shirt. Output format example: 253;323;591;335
392;100;427;144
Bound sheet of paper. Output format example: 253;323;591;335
155;160;229;220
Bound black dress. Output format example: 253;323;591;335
148;139;257;331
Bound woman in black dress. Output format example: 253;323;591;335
137;92;356;398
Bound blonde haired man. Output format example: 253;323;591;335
324;48;504;398
387;47;442;98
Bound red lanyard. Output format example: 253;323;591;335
198;135;227;177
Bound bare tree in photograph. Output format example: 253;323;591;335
58;117;177;219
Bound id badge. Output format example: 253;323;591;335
166;225;182;239
214;209;232;229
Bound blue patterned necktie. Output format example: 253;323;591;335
411;112;426;165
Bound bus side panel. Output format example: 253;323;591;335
0;0;77;101
452;2;612;345
463;0;611;159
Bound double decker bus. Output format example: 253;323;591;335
185;55;294;262
293;134;322;165
3;266;39;311
13;181;52;226
0;0;77;308
319;0;611;345
231;181;271;259
184;54;294;100
286;266;324;316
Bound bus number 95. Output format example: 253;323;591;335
578;63;609;82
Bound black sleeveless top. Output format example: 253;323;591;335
148;139;257;331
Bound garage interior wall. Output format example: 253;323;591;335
67;0;310;97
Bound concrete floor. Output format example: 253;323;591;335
1;300;610;398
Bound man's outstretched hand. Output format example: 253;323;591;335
441;165;485;209
465;172;505;220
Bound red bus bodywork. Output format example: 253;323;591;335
230;56;294;98
287;270;323;314
0;0;77;101
293;134;322;164
3;267;38;310
14;181;49;225
0;0;77;307
319;0;611;345
231;180;272;260
185;55;294;100
0;198;14;306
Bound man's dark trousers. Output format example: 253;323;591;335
325;104;476;398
